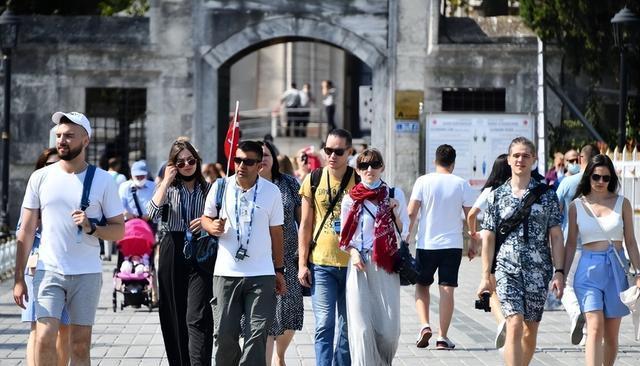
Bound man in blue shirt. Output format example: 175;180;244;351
119;160;156;222
556;143;597;345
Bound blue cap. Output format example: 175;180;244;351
131;160;148;176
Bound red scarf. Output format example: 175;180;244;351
339;182;398;273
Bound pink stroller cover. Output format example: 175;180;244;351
118;218;155;257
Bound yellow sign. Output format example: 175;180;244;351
395;90;423;119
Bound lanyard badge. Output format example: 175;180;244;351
234;180;258;261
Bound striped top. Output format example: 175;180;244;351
147;182;211;232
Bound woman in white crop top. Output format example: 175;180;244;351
564;154;640;366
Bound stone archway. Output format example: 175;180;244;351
193;16;390;164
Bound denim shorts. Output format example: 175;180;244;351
32;270;102;326
574;249;630;318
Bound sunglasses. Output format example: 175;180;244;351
566;158;578;164
175;157;197;169
233;157;259;166
357;161;383;170
591;174;611;183
44;161;57;166
323;147;347;156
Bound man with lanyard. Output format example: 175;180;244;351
298;129;357;366
13;111;124;365
202;140;286;366
556;143;598;344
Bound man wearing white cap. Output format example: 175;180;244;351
13;111;124;365
119;160;156;222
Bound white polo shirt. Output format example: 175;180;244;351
22;163;122;275
204;176;284;277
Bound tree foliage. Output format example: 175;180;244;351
520;0;640;152
9;0;148;16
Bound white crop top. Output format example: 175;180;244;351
574;195;624;244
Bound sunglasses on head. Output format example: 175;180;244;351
175;157;197;169
357;161;383;170
233;157;259;166
591;173;611;183
323;147;346;156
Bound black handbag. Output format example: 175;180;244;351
180;179;225;274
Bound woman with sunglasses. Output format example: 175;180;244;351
564;154;640;366
338;148;409;365
148;139;213;366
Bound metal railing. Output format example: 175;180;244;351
231;107;327;140
0;233;16;280
608;146;640;241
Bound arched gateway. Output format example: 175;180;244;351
192;4;392;164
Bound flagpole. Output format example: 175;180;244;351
226;100;240;177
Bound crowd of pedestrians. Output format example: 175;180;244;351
11;110;640;366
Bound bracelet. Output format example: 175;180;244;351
274;267;285;275
86;222;97;236
554;269;564;275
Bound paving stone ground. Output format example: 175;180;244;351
1;258;639;365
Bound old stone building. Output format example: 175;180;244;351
0;0;544;227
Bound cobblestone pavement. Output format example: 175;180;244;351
1;259;639;365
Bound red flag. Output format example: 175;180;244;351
224;114;240;173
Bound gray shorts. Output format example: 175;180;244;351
32;270;102;326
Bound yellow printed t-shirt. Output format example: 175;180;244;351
299;167;357;267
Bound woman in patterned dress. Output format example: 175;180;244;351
259;140;303;366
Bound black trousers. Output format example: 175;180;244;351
325;104;336;132
158;231;213;366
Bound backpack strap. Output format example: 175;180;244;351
130;185;144;217
80;165;97;211
214;178;226;217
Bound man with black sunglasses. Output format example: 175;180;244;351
202;140;286;366
408;144;476;350
298;129;357;366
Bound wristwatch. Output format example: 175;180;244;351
86;222;97;236
275;266;285;275
554;268;564;275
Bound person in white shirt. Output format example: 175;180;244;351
119;160;156;222
339;148;409;365
408;144;475;350
13;111;124;366
201;140;286;366
467;153;511;349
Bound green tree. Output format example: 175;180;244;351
520;0;640;151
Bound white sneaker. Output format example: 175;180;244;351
570;313;585;345
495;320;507;349
435;336;456;350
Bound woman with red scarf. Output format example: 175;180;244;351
339;148;409;365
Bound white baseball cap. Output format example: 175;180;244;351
51;111;92;138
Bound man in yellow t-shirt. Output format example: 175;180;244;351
298;129;357;366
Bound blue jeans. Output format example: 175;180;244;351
310;264;351;366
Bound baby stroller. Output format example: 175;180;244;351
112;218;156;312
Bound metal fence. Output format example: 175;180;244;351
608;146;640;241
232;107;327;140
0;233;16;280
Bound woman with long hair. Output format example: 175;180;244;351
564;154;640;366
339;148;409;365
257;141;303;366
467;153;511;348
20;147;70;366
147;138;213;366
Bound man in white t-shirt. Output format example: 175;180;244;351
13;111;124;366
201;140;286;366
408;144;475;350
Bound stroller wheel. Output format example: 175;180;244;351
120;302;124;311
112;298;117;312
